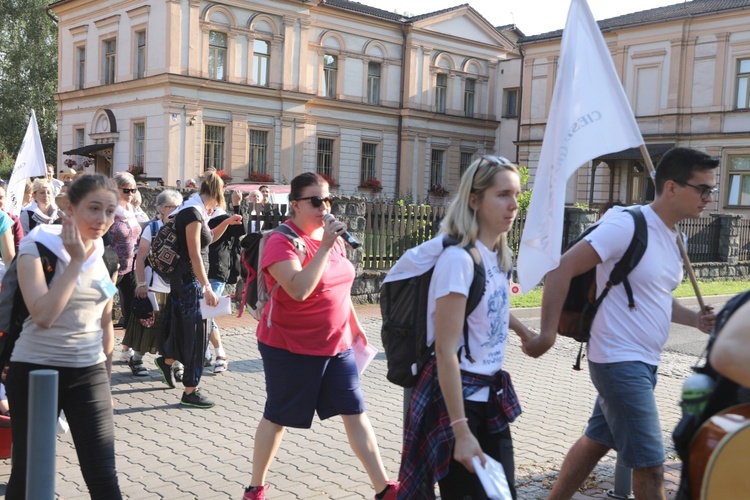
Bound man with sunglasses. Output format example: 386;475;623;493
520;147;718;499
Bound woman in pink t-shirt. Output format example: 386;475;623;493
242;173;397;500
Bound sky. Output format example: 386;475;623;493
371;0;684;36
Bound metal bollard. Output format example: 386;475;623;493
27;369;58;500
606;454;634;499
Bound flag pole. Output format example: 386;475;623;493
638;145;706;313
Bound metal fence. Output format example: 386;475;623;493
739;218;750;261
680;216;721;263
363;202;447;269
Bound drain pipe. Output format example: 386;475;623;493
396;21;410;196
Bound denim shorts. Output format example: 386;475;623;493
259;341;365;429
585;360;665;469
208;279;226;332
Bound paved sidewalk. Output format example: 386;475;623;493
0;307;693;499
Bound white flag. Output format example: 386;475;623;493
517;0;644;292
7;110;47;215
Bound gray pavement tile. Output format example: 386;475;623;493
1;311;702;499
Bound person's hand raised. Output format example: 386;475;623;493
61;216;86;263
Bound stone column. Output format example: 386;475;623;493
564;208;599;247
712;213;742;264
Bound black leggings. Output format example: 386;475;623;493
5;362;121;500
116;269;136;325
438;400;516;500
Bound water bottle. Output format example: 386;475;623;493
681;373;715;418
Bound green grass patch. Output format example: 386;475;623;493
510;280;750;309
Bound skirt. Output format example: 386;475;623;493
122;292;169;355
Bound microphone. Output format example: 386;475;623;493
323;214;361;249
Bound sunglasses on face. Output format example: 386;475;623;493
121;188;137;194
296;196;332;208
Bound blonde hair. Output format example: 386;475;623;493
31;178;53;194
439;156;520;273
200;171;225;209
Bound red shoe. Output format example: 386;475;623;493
242;483;269;500
376;480;399;500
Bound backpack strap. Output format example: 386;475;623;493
573;206;648;371
263;224;307;328
35;243;58;284
460;245;486;364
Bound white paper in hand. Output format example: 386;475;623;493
472;455;512;500
199;295;232;319
352;338;378;375
147;292;159;312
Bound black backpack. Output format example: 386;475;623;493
672;290;750;500
558;206;648;370
0;244;119;367
380;237;486;388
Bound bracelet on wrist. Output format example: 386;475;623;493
449;417;469;427
136;282;147;287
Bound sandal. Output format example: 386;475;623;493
129;358;149;377
172;362;184;383
213;356;228;374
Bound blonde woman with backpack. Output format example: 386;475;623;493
398;156;535;499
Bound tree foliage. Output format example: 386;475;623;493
0;0;58;164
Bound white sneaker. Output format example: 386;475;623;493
213;357;228;373
119;348;134;363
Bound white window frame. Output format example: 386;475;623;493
102;38;117;85
317;138;336;178
459;152;474;178
464;79;475;118
435;73;447;113
208;31;227;81
735;58;750;110
135;30;146;79
203;124;226;171
430;149;445;186
248;129;269;174
727;154;750;206
323;54;338;98
132;122;145;168
360;142;378;184
503;88;519;117
75;45;86;90
253;39;270;87
367;62;381;105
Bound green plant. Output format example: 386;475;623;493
0;149;15;180
574;202;590;209
517;165;532;212
319;172;339;187
127;165;144;178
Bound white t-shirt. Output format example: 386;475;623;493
427;241;511;402
140;221;170;293
585;205;683;366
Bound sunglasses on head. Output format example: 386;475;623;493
296;196;332;208
121;188;137;194
478;155;512;167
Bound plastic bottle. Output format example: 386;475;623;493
681;373;716;418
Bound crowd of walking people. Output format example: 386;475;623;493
2;147;746;500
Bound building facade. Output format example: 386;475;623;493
50;0;521;199
518;0;750;216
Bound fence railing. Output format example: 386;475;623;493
363;203;446;269
739;219;750;261
681;217;721;263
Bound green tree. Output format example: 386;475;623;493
517;165;532;212
0;0;58;165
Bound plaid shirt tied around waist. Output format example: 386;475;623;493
397;357;521;499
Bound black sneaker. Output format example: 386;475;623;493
180;388;215;409
155;357;175;389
